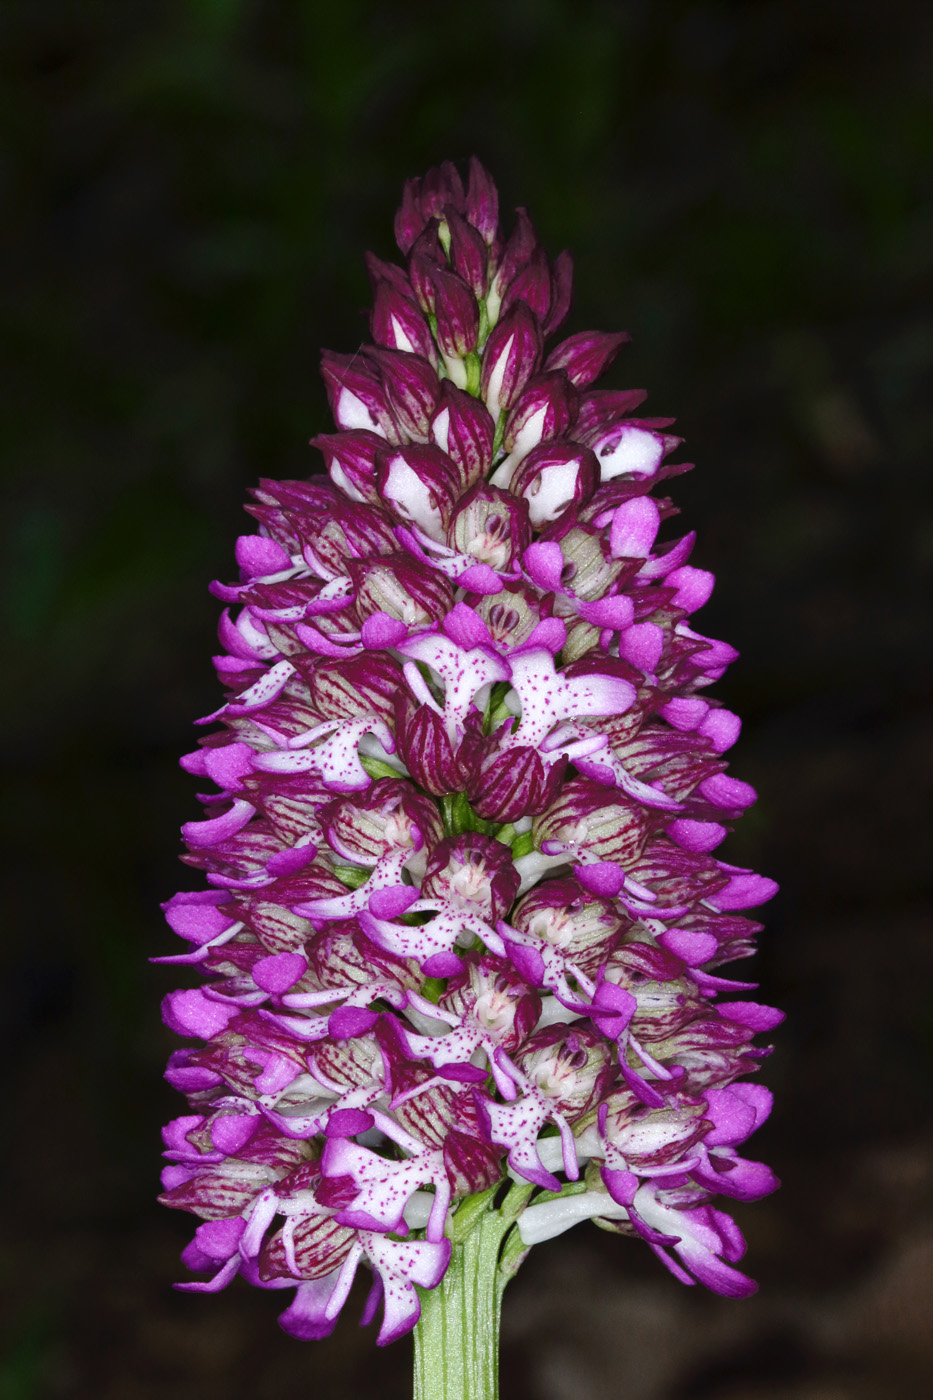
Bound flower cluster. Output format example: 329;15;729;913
158;159;781;1346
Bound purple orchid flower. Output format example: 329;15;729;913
159;160;780;1364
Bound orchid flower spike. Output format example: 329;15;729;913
159;158;780;1372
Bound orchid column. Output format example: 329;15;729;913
157;159;781;1400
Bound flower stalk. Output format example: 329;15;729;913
413;1190;521;1400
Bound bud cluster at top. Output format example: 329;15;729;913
158;158;781;1346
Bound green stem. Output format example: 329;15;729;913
412;1202;520;1400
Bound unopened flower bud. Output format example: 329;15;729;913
364;250;412;299
430;382;494;487
311;430;385;506
443;204;489;298
509;441;598;528
366;348;440;442
419;160;466;222
393;690;468;795
501;372;579;466
464;738;566;822
494;208;539;298
394;163;465;254
544;250;573;336
545;331;630;388
501;245;553;322
431;266;480;359
465;156;499;246
480;302;543;420
370;281;437;364
574;389;652;446
319;350;401;440
395;178;425;255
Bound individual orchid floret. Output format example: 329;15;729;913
447;482;531;575
422;833;521;924
317;779;442;865
159;159;780;1378
506;441;599;528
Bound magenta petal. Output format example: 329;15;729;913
577;594;635;630
717;1001;785;1032
658;928;719;965
278;1278;342;1340
502;938;546;986
456;563;504;593
329;1006;380;1038
618;621;664;672
609;495;660;558
202;741;255;791
265;843;318;877
361;613;409;648
442;601;494;650
523;541;565;592
210;1114;260;1154
523;617;567;653
709;873;778;911
163;893;237;945
235;534;292;578
436;1063;489;1083
699;773;757;810
702;1088;759;1146
325;1108;376;1138
661;696;709;731
368;885;420;918
590;980;637;1036
666;564;715;613
162;988;240;1040
182;799;255;848
601;1166;639;1207
620;1062;667;1108
666;818;727;853
421;951;464;978
574;861;626;897
252;952;308;994
700;709;742;752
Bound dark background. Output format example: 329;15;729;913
1;1;930;1397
